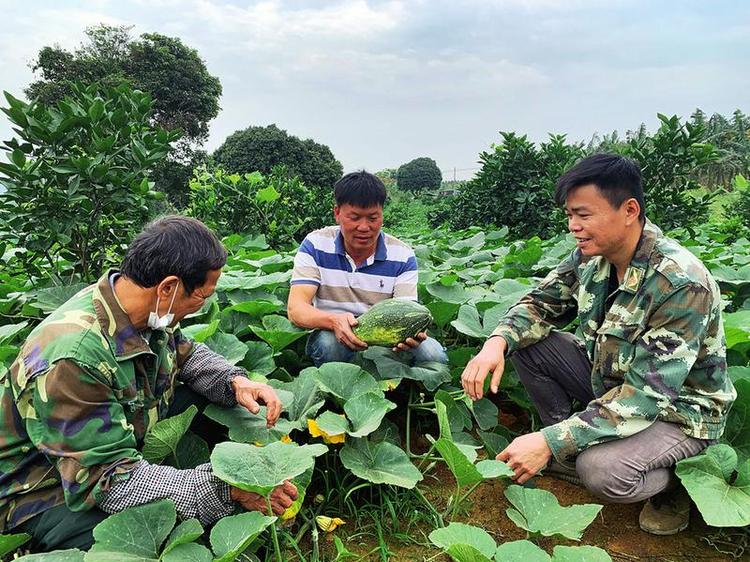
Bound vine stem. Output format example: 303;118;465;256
265;496;282;562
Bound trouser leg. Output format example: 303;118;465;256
408;336;449;364
15;503;109;552
306;330;356;367
576;421;712;503
509;331;595;425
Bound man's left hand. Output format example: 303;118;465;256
231;377;282;428
496;432;552;484
393;331;427;353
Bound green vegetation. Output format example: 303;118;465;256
396;156;442;192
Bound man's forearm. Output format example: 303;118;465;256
98;460;235;526
288;301;337;331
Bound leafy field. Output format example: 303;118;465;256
1;224;749;561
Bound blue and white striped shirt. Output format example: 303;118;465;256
290;226;418;316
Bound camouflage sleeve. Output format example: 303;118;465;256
19;359;142;512
490;253;579;354
541;283;714;461
178;343;241;407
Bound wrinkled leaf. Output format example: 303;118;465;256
162;518;203;556
429;523;496;558
205;403;294;445
724;378;750;462
250;315;308;352
504;485;602;541
340;438;422;488
434;437;483;487
313;363;382;401
344;392;397;438
242;341;276;376
33;283;88;313
494;540;550;562
142;405;197;464
362;347;451;391
204;332;248;365
16;550;84;561
161;542;212;562
552;545;612;562
210;511;276;562
269;368;324;429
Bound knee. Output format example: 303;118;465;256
411;337;448;364
306;330;354;367
576;447;642;504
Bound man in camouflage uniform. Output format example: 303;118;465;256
0;216;297;552
461;154;736;535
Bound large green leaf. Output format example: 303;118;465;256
33;283;88;313
204;404;295;445
88;499;176;560
476;459;514;479
478;429;510;459
493;540;550;562
675;443;750;527
209;512;276;562
435;390;472;435
427;301;461;328
241;341;276;376
269;368;324;429
313;410;349;438
428;523;496;558
161;543;212;562
211;441;327;496
361;347;451;391
16;550;85;561
249;315;308;352
426;282;472;304
340;437;422;488
0;532;31;557
468;397;498;431
0;321;27;345
162;518;203;556
225;300;284;319
180;319;219;342
142;405;197;464
344;392;397;438
434;438;483;487
203;332;248;365
172;431;209;469
446;544;493;562
724;378;750;462
504;485;602;541
313;363;382;401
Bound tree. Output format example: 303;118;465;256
25;24;222;207
0;84;179;281
396;157;442;192
213;124;343;190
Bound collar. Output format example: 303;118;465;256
334;229;388;263
614;219;661;294
92;269;153;360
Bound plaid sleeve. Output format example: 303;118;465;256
178;343;241;407
98;460;235;526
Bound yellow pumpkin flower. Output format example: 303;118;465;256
307;418;346;444
316;515;346;532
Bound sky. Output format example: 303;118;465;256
0;0;748;180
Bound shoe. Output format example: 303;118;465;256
542;459;582;486
639;487;690;535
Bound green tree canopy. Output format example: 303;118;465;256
396;157;442;192
212;124;343;190
25;24;222;144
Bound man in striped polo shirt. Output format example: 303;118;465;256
287;171;448;367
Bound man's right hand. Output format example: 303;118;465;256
331;313;367;351
230;480;298;515
461;336;507;400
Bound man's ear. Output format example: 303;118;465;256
155;276;180;299
624;198;641;225
333;205;341;224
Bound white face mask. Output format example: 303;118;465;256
147;281;180;330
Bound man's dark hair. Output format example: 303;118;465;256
555;154;645;220
334;171;387;208
121;215;228;294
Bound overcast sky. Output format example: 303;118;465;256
1;0;748;180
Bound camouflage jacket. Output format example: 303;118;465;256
0;271;202;530
491;221;736;462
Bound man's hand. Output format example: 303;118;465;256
461;336;507;400
392;331;427;353
331;313;367;351
496;432;552;484
231;377;282;428
230;481;298;515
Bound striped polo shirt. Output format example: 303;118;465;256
290;226;418;316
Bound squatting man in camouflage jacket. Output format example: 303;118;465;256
0;216;297;552
462;154;736;535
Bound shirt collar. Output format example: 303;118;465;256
93;269;153;359
615;219;661;294
334;229;388;263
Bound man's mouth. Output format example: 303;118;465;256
575;237;591;246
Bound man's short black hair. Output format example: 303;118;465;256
334;171;387;208
555;154;645;220
121;215;228;294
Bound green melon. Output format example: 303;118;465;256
354;298;433;347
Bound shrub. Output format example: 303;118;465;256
0;83;178;281
213;124;343;190
396;157;442;192
187;166;333;248
448;133;583;239
724;174;750;232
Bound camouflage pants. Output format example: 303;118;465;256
15;384;211;552
511;331;712;503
